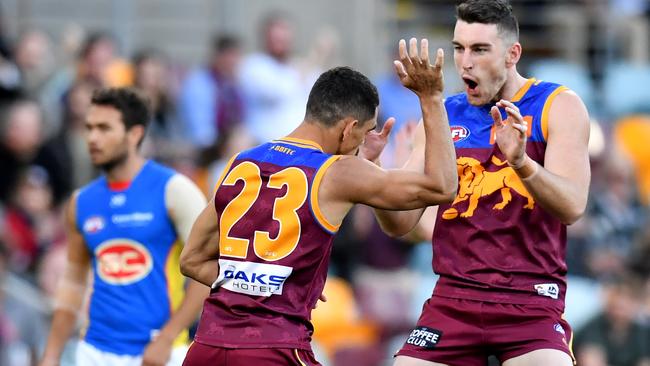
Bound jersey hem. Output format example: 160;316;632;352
433;279;565;308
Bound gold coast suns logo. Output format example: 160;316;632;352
96;239;153;285
442;156;535;219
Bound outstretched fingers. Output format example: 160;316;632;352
380;117;396;138
420;38;429;66
490;106;503;127
434;48;444;70
398;39;410;65
409;37;420;64
497;100;527;134
393;60;408;81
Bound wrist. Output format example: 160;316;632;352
418;93;443;102
509;155;539;180
155;330;176;344
507;154;527;170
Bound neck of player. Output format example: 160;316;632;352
105;154;146;184
287;121;337;154
499;70;529;101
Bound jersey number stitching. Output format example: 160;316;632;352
219;161;308;261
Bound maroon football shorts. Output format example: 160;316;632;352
396;295;575;366
182;341;321;366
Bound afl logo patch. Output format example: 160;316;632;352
450;126;470;142
96;239;153;285
83;216;105;234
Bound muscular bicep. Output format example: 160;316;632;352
328;157;451;211
544;90;591;201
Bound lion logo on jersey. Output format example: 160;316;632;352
442;156;535;219
96;239;153;285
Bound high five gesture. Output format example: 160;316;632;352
394;38;445;98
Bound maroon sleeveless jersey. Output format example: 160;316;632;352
433;79;571;308
194;137;340;350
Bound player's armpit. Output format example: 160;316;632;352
328;156;455;211
179;199;221;287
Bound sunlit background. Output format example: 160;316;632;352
0;1;649;365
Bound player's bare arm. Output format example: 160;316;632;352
141;176;210;366
179;199;221;288
40;192;91;366
320;38;457;229
492;91;590;224
372;38;457;236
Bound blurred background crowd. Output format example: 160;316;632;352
0;0;649;365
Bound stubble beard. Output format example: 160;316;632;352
96;148;130;174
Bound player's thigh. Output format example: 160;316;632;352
501;349;573;366
394;355;449;366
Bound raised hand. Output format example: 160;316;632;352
393;120;419;167
359;117;395;163
394;38;444;98
491;99;528;167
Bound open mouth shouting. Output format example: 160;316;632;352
463;75;479;96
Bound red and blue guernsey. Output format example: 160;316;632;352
434;78;570;309
75;161;188;355
194;137;340;350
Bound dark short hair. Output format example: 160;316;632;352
212;34;241;54
305;67;379;127
91;87;151;141
132;48;165;68
456;0;519;43
79;32;113;60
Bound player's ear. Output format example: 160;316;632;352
128;125;146;147
340;117;358;141
505;42;521;68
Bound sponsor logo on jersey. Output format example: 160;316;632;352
213;259;292;297
554;323;566;335
534;283;559;299
110;193;127;207
450;125;470;143
406;326;443;349
111;212;154;226
83;216;105;234
96;239;153;285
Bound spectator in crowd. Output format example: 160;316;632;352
57;81;96;188
133;49;180;142
238;12;310;143
573;144;647;279
0;243;48;366
40;32;129;137
0;99;70;207
1;166;63;273
13;30;54;98
0;44;20;102
179;34;243;147
575;272;650;366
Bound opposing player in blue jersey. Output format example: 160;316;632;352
39;88;209;366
